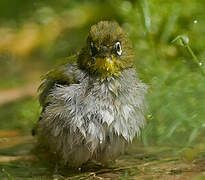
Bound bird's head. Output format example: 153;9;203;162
78;21;135;78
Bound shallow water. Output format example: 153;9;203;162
0;132;205;180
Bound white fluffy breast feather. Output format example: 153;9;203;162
38;67;148;165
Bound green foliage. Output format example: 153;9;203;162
0;0;205;147
0;98;40;132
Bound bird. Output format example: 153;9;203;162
35;21;148;167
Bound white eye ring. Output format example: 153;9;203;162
115;41;122;56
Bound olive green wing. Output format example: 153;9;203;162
38;55;77;107
33;55;78;136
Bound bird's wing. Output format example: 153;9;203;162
38;55;78;107
32;55;79;136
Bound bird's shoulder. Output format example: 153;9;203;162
38;54;80;106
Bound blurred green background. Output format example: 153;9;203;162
0;0;205;151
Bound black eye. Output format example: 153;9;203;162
115;41;122;56
90;41;98;56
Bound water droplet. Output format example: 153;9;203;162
179;35;189;46
199;62;203;66
193;20;198;24
99;137;103;144
146;114;153;120
121;1;132;13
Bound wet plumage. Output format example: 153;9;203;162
36;21;148;167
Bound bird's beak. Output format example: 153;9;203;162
95;46;113;64
105;56;112;63
103;55;115;72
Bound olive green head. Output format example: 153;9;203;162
78;21;135;78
